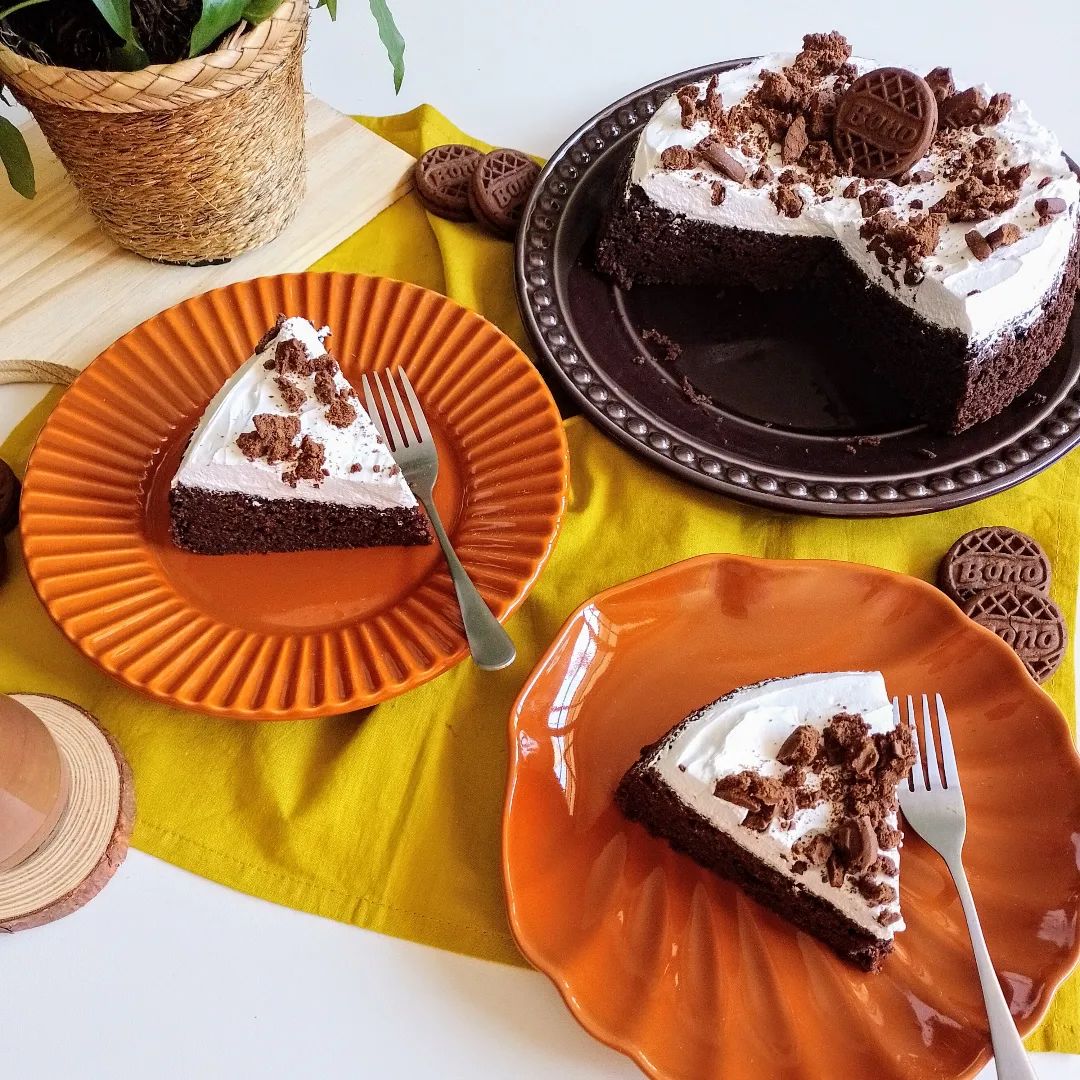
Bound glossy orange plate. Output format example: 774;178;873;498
504;554;1080;1080
21;273;568;719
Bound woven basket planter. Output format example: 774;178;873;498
0;1;308;264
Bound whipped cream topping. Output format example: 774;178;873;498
172;317;417;511
631;53;1078;343
649;671;905;939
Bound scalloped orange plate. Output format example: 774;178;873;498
20;273;568;719
505;554;1080;1080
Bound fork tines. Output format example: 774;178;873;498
896;693;960;792
361;369;429;453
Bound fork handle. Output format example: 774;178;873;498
946;855;1038;1080
419;493;516;671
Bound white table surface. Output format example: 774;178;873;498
3;3;1079;1077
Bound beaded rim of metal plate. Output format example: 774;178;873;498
514;58;1080;517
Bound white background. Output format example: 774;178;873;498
3;2;1079;1077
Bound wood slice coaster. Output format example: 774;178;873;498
0;695;134;932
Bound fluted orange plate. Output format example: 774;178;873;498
20;273;568;720
504;554;1080;1080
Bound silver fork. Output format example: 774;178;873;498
361;369;516;671
896;694;1037;1080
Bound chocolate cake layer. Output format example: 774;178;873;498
616;761;892;973
597;178;1080;434
170;485;432;555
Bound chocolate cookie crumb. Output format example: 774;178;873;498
772;184;805;218
710;180;727;206
282;435;326;486
236;413;300;464
986;223;1021;250
781;114;809;165
275;377;305;411
660;145;693;171
641;328;681;365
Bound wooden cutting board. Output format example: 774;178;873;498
0;96;415;373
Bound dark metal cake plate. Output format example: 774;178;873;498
514;59;1080;517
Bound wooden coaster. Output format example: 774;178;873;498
0;695;133;932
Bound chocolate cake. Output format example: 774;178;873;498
169;316;432;555
596;33;1080;433
616;672;916;971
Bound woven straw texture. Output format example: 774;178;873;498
0;1;308;263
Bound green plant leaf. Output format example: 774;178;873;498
368;0;404;93
0;0;51;23
0;113;34;198
318;0;338;19
109;38;151;70
189;0;247;57
240;0;281;24
87;0;134;42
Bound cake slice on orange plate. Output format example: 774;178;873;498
170;316;431;554
617;671;916;970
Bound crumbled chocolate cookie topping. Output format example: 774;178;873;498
860;210;946;286
714;709;915;905
326;395;358;429
314;368;336;406
771;183;805;218
710;180;727;206
660;145;693;171
924;66;955;105
940;86;988;130
282;435;326;487
931;164;1025;224
235;413;300;464
986;223;1022;250
275;376;305;412
859;187;895;217
749;164;774;189
713;772;797;832
275;337;311;377
781;114;809;166
777;724;821;766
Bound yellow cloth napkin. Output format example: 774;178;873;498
1;104;1077;1051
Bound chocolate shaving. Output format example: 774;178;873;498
965;229;992;261
1036;197;1068;225
696;136;747;183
